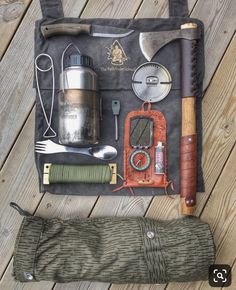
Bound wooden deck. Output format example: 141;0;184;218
0;0;235;289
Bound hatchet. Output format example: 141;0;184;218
180;23;198;215
139;26;200;61
140;23;199;215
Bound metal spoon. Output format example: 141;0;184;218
89;145;117;160
35;140;117;161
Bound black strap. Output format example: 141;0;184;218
169;0;189;17
39;0;64;19
10;202;32;217
39;0;187;19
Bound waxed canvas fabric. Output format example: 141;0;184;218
13;215;215;284
34;0;205;195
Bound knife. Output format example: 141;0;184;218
41;23;134;39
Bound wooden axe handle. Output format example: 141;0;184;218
180;23;198;215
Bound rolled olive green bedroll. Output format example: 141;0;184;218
13;211;215;284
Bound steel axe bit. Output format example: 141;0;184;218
139;26;200;61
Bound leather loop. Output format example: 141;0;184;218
141;102;152;111
10;202;32;217
169;0;188;18
39;0;64;19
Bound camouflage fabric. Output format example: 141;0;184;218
13;216;215;284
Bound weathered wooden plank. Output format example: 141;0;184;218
111;285;165;290
0;0;87;168
34;193;99;220
55;282;109;290
166;144;236;290
89;195;152;217
191;0;236;90
0;0;32;60
136;0;197;18
82;0;142;18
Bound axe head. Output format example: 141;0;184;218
139;27;199;61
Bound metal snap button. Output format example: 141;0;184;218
147;231;155;239
24;272;34;281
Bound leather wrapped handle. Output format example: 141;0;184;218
180;23;198;215
180;134;197;214
41;23;91;38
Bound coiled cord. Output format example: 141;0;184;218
49;164;112;184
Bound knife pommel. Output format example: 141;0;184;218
41;23;91;38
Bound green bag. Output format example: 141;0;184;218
12;205;215;284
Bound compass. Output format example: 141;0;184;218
130;149;151;171
132;62;172;103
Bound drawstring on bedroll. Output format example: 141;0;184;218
164;179;175;199
10;202;32;217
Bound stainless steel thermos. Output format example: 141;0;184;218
59;53;100;146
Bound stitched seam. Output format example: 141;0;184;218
32;219;45;280
13;217;28;280
155;228;169;282
137;218;153;283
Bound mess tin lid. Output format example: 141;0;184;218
132;62;172;103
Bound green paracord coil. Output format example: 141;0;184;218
44;164;114;184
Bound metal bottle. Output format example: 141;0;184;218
59;53;100;146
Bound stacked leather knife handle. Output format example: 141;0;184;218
180;23;198;215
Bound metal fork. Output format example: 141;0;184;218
35;140;117;160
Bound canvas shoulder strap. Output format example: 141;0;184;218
39;0;64;19
39;0;187;19
169;0;189;17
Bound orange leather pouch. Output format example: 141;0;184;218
122;103;169;189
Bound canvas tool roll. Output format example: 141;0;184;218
12;206;215;284
34;0;205;196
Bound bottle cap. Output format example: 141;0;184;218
69;54;93;68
